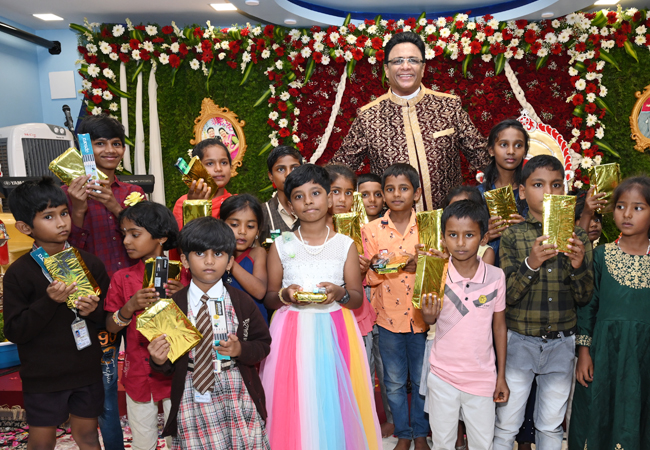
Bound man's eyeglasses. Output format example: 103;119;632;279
386;57;423;66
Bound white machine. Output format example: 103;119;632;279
0;123;74;177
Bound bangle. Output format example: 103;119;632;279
278;288;291;306
525;257;541;272
113;309;132;327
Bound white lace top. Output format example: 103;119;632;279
275;230;354;313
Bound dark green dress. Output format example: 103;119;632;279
569;243;650;450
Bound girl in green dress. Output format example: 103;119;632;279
569;176;650;450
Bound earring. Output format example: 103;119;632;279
255;235;259;240
272;182;277;189
160;241;163;246
225;270;233;284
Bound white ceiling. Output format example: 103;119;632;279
0;0;646;31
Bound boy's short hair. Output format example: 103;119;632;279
521;155;564;185
78;114;126;146
441;199;489;238
8;177;67;227
357;173;382;188
574;190;603;222
442;185;485;208
325;164;357;187
179;217;236;258
192;138;232;164
266;145;304;172
284;164;331;199
118;201;179;251
382;163;420;190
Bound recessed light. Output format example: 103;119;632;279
33;14;64;21
594;0;618;5
210;3;237;11
245;0;260;5
541;12;554;18
284;19;297;25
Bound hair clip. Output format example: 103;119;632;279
124;191;145;207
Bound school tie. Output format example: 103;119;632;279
193;294;215;394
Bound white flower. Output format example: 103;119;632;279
590;26;599;35
189;59;200;70
367;25;377;34
504;50;514;59
109;102;118;111
425;47;435;59
346;34;356;44
272;43;279;50
395;20;404;28
99;41;111;54
475;32;486;42
580;156;593;169
292;134;300;143
574;180;584;189
121;43;130;53
537;48;548;57
112;24;125;37
635;35;646;45
275;60;283;70
92;88;102;96
301;47;312;58
278;118;289;128
220;41;230;50
436;17;446;27
159;54;169;65
252;26;262;36
568;67;578;76
599;85;608;97
261;49;271;59
218;52;226;60
145;25;157;36
439;28;451;38
586;72;597;81
600;27;609;36
558;31;571;43
330;32;339;41
86;43;97;54
269;111;279;121
585;50;595;59
572;128;581;137
357;23;367;31
294;108;300;116
82;79;92;90
301;35;310;44
482;54;493;62
575;79;586;90
102;90;113;101
242;52;252;63
515;49;524;59
368;56;377;64
143;41;154;52
131;50;141;60
456;13;468;22
544;32;557;44
280;91;290;101
170;42;180;53
594;154;602;164
102;68;115;79
91;106;103;115
467;22;476;30
595;127;605;139
636;25;647;35
403;26;412;32
586;93;596;102
87;64;100;77
109;52;119;61
289;29;301;40
321;55;330;65
566;13;579;25
586;114;597;127
488;19;499;28
271;138;279;147
344;50;353;61
314;42;324;52
552;19;561;28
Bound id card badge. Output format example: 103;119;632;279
211;298;230;362
71;317;92;350
270;229;281;241
193;390;212;403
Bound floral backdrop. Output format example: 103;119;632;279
71;7;650;202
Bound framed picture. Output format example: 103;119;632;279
191;98;247;176
630;85;650;152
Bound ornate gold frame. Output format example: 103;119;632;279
629;85;650;152
191;98;247;176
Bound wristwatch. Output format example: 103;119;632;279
337;289;350;305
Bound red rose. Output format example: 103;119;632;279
348;23;356;32
405;18;416;28
572;117;583;128
194;27;203;37
297;142;304;151
226;61;237;69
279;128;290;138
241;28;250;36
92;95;102;104
276;47;285;56
352;48;363;61
571;142;581;152
135;25;145;31
289;88;299;96
524;29;537;44
516;20;527;29
434;46;443;56
530;41;542;54
162;26;173;34
585;83;597;94
313;51;322;63
85;54;98;64
375;49;385;61
470;41;481;54
502;28;513;41
169;54;180;68
620;21;631;34
129;39;140;50
278;101;288;112
551;43;562;55
371;37;383;50
153;37;164;43
140;49;150;61
607;11;617;24
575;42;586;52
485;26;494;37
203;52;214;63
356;35;368;48
584;128;595;139
615;34;627;47
179;43;188;56
119;53;130;63
633;11;642;22
78;45;88;55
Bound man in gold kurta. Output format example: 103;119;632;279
331;32;490;211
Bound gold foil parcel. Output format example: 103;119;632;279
43;247;102;309
412;254;448;309
484;185;519;220
136;298;203;363
182;200;212;226
542;194;576;253
293;291;328;303
168;260;182;281
416;209;444;253
376;255;410;275
333;212;364;254
49;148;108;185
352;192;369;225
181;156;220;200
589;163;620;211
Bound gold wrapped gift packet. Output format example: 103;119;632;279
589;163;620;211
168;260;182;281
542;194;576;253
352;192;369;225
484;185;519;220
293;290;328;303
181;156;220;200
182;200;212;226
375;255;410;275
136;298;203;363
416;209;444;253
412;255;448;309
49;148;108;185
333;212;364;255
43;247;102;309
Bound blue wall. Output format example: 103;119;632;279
0;17;43;128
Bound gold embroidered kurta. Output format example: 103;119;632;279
331;86;490;211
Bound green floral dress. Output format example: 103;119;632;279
569;243;650;450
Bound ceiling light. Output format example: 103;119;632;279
210;3;237;11
594;0;618;5
541;12;554;18
33;14;64;21
284;19;297;25
245;0;260;5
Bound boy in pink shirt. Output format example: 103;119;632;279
422;199;509;450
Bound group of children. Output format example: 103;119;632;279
3;114;649;450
